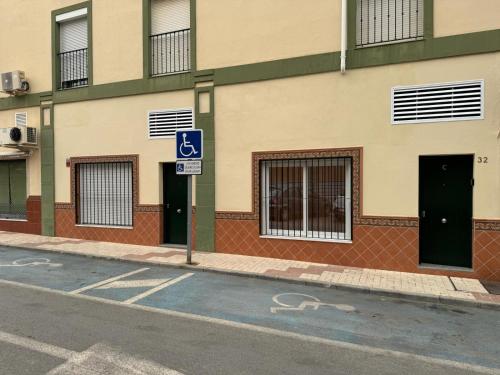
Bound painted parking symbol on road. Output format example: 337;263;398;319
0;257;63;268
271;293;356;314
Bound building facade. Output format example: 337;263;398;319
1;0;499;280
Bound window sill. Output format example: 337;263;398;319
260;235;352;244
150;70;191;78
0;217;27;222
76;224;133;230
355;37;424;49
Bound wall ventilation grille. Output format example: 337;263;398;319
148;108;193;138
15;112;27;127
392;80;484;124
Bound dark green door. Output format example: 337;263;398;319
0;160;26;219
419;155;473;268
163;163;187;245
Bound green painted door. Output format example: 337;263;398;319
0;160;26;218
419;155;473;268
0;162;10;216
163;163;187;245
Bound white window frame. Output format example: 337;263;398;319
260;159;352;242
391;79;485;125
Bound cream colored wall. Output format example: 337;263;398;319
93;0;143;84
434;0;500;37
0;107;41;197
197;0;341;70
0;0;143;97
54;90;195;205
0;0;82;96
215;53;500;219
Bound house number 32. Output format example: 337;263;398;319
478;156;488;164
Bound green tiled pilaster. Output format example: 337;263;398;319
195;86;215;252
40;104;55;236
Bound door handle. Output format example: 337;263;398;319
177;209;182;214
441;218;447;224
421;210;426;218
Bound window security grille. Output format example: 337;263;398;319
15;112;27;127
356;0;424;47
261;158;352;241
148;108;193;138
392;80;484;124
77;162;133;227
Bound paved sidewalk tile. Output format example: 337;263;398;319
0;231;497;307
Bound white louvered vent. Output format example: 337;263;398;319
15;112;27;127
392;80;484;124
148;108;193;138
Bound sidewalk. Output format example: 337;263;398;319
0;231;499;308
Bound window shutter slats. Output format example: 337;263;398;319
151;0;190;35
392;81;484;124
60;17;88;52
148;109;193;138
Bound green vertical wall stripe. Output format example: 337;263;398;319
51;1;93;91
424;0;434;39
195;86;215;252
40;104;55;236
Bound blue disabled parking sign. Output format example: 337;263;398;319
176;129;203;160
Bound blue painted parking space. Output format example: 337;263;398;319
0;246;499;370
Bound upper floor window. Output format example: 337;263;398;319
150;0;191;76
56;8;89;89
356;0;424;48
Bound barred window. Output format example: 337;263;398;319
356;0;424;48
260;158;352;241
76;162;133;227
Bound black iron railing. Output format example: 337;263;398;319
76;162;133;227
150;29;191;76
356;0;424;48
261;158;352;241
58;48;88;89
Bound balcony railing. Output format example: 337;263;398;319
356;0;424;48
150;29;191;76
58;48;88;89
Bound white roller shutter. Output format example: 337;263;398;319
78;162;133;227
356;0;424;47
151;0;190;35
60;17;88;52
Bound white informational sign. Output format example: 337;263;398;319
176;160;202;175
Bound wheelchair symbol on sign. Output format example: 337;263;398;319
0;257;63;268
176;163;185;173
179;133;199;158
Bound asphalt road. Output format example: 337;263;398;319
0;246;499;375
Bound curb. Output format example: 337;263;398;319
1;243;499;312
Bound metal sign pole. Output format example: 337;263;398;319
186;175;193;265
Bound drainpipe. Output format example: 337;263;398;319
340;0;347;74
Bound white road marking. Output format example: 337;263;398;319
0;330;184;374
0;330;73;360
97;279;170;290
123;273;194;305
69;268;150;294
47;343;184;375
271;293;356;313
0;257;62;268
1;279;499;375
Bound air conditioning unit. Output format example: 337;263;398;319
1;71;30;95
0;126;37;148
